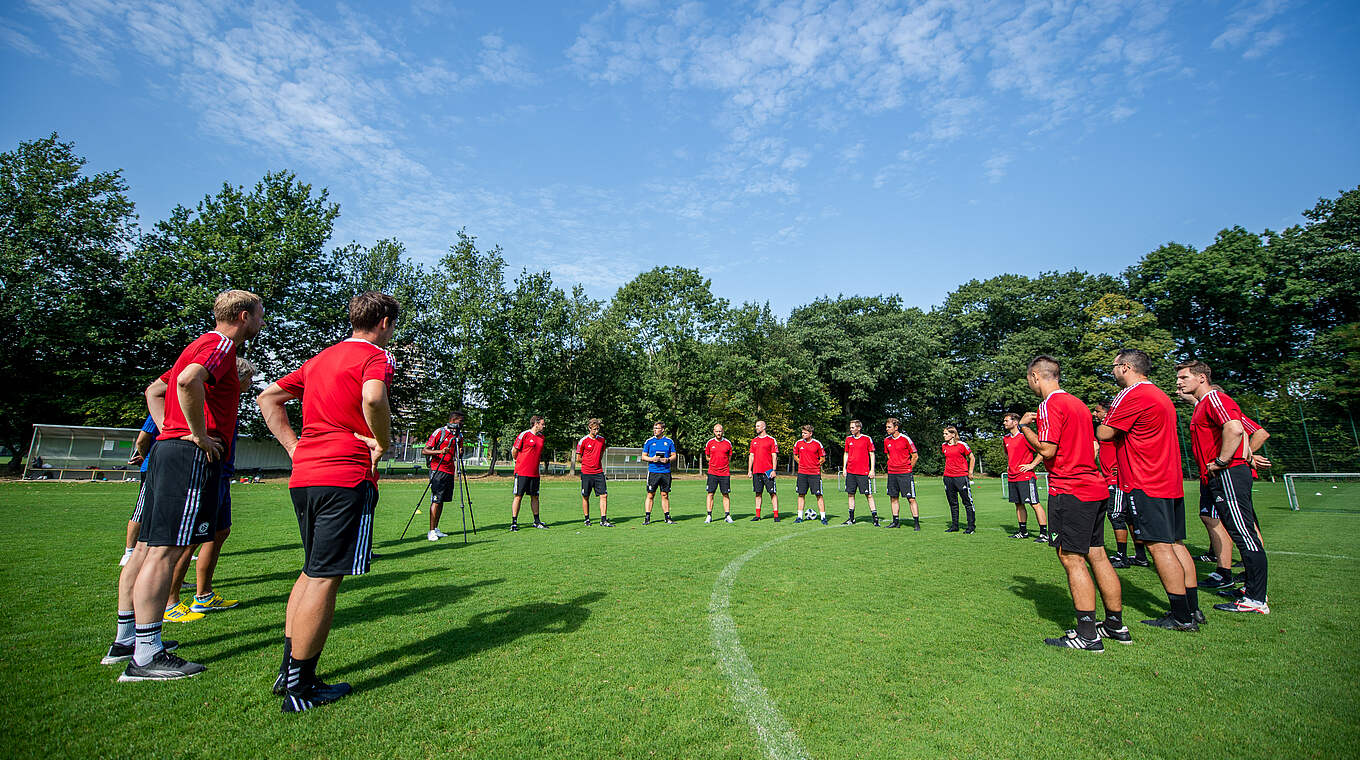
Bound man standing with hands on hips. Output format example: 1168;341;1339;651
748;420;780;521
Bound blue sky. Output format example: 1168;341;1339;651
3;1;1357;315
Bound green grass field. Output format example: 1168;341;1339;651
1;476;1357;759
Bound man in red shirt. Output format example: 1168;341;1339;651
1002;412;1047;542
792;425;827;524
1019;355;1126;651
882;418;920;530
1096;349;1199;631
107;290;263;682
1092;402;1147;569
573;418;612;527
1190;386;1270;589
940;426;975;533
423;411;465;541
704;423;734;523
510;416;548;531
1176;361;1269;614
257;291;397;712
841;420;877;525
747;420;780;521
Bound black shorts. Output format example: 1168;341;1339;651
580;472;607;497
1127;489;1186;543
752;472;777;495
845;473;874;495
291;482;376;578
1007;478;1040;505
137;439;221;547
647;472;672;493
706;474;731;494
215;476;233;532
430;470;456;503
887;473;915;499
796;473;823;496
131;477;149;522
1198;479;1217;518
1047;493;1106;553
513;475;540;496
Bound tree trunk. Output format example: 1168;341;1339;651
486;435;499;476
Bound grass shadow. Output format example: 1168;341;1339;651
1009;574;1078;629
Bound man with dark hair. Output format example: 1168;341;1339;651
1002;412;1047;542
841;419;876;525
510;416;548;531
257;290;396;712
1176;361;1270;614
574;418;611;527
1191;386;1271;589
105;289;263;680
1092;402;1148;569
642;421;676;524
423;411;465;541
1019;354;1127;651
1097;350;1199;631
792;425;827;524
941;426;975;533
748;420;780;521
882;418;920;530
704;423;734;523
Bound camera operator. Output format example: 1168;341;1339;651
423;412;465;541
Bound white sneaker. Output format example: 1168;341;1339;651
427;530;440;541
725;515;734;524
704;514;712;523
433;528;448;538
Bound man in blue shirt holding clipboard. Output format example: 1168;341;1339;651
642;421;676;525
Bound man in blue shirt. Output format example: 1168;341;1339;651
642;421;676;525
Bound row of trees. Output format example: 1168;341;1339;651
4;133;1357;475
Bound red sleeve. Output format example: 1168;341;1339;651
276;366;305;398
1205;392;1243;427
1038;401;1054;443
1241;416;1262;434
575;437;586;455
772;438;779;453
961;441;971;453
427;431;442;448
362;349;394;386
159;369;172;384
906;437;917;454
514;432;526;450
1103;392;1140;433
188;338;233;385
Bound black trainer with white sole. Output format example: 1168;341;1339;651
282;681;353;713
1140;614;1199;632
1094;621;1133;644
1043;630;1104;651
102;640;179;665
118;649;206;681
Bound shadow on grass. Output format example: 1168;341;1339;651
1009;575;1078;628
346;590;606;691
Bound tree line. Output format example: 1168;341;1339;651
4;133;1357;475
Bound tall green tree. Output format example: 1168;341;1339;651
0;134;139;469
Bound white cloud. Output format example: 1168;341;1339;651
983;152;1012;183
0;18;42;56
1213;0;1290;59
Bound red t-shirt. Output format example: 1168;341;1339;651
277;338;395;488
1036;389;1109;502
941;441;971;477
158;331;239;443
1189;389;1250;480
1103;381;1184;497
793;438;825;475
425;427;462;475
576;434;605;475
749;434;778;473
883;434;917;474
513;430;545;477
1097;439;1118;486
1003;432;1037;482
1242;415;1263;478
705;438;733;476
844;434;874;476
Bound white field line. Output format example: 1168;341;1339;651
1270;550;1356;560
710;526;841;760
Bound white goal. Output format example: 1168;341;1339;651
1283;472;1360;512
1001;473;1049;500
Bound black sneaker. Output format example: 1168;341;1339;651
533;520;549;529
643;516;651;525
1215;586;1246;599
886;520;901;529
664;516;676;524
282;680;353;713
773;516;781;522
963;527;975;534
1033;533;1049;544
842;517;856;525
118;649;206;681
600;518;614;527
1109;553;1131;569
751;515;761;521
1191;608;1207;626
1043;630;1104;651
912;522;920;532
1201;572;1234;589
102;640;179;665
510;523;520;532
583;518;592;526
273;672;287;695
1139;614;1199;632
1194;553;1216;563
1130;557;1151;567
871;516;881;527
944;525;960;533
1094;621;1133;645
1008;530;1030;539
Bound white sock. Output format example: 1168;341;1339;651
133;622;163;666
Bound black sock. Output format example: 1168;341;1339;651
1215;565;1232;578
286;652;320;692
1134;544;1147;561
1116;541;1127;556
1168;593;1191;624
1038;523;1047;534
1018;521;1027;533
1075;610;1097;639
1185;586;1199;612
848;508;855;520
913;516;919;525
1104;609;1123;628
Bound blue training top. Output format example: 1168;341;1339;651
139;415;158;473
643;436;676;473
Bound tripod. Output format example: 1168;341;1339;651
400;426;473;542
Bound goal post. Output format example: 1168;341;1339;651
1283;472;1360;512
1001;473;1048;499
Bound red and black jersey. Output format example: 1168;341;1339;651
158;331;239;444
1003;432;1037;482
749;434;778;473
705;438;733;476
1097;439;1118;486
793;438;825;475
844;434;874;476
1036;389;1109;502
883;434;917;474
513;430;545;477
425;427;462;475
1103;381;1184;497
941;441;971;477
1190;389;1250;480
576;434;606;475
278;338;396;488
1241;415;1263;478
